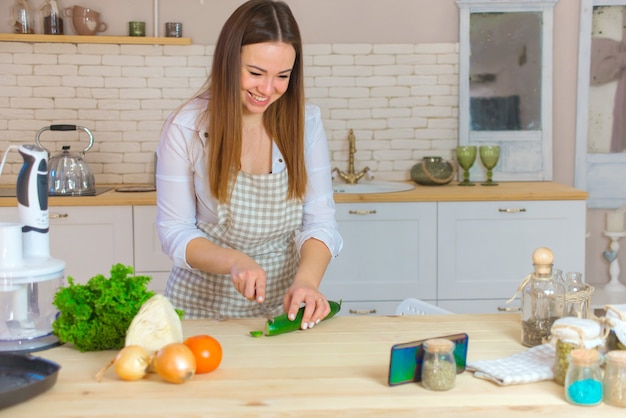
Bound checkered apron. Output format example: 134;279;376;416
165;169;303;319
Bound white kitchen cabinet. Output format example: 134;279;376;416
437;200;587;314
320;202;437;316
133;205;172;293
0;205;134;285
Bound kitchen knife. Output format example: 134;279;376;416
259;303;274;323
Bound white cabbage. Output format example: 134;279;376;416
125;294;183;352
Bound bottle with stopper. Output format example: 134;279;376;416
520;247;566;347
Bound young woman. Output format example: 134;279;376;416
156;0;342;329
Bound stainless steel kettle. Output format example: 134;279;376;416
35;124;96;196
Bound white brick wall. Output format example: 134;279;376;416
0;41;459;185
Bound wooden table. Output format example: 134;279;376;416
4;314;621;417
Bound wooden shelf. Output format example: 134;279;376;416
0;33;191;45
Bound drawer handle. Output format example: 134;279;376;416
498;208;526;213
348;210;377;215
349;308;377;315
497;306;520;312
49;212;69;219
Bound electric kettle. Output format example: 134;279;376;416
35;124;96;196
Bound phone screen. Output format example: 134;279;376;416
388;333;469;386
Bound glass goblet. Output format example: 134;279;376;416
479;145;500;186
456;146;477;186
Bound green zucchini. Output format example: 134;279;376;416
263;300;342;336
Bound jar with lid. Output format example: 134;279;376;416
40;0;63;35
604;350;626;407
13;0;35;34
421;338;456;391
605;305;626;351
565;348;603;406
520;247;566;347
550;317;605;386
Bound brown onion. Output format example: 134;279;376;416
153;343;196;384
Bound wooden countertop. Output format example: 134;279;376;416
0;181;587;208
4;314;622;417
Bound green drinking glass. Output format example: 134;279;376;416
456;146;477;186
479;145;500;186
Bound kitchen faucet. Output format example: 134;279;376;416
331;129;371;184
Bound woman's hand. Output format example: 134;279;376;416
283;281;331;330
230;255;267;302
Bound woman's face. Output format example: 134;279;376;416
240;42;296;116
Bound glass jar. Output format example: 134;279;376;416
13;0;34;34
421;338;456;391
521;247;566;347
605;305;626;351
41;0;63;35
604;350;626;407
550;317;604;386
564;271;593;318
564;348;603;406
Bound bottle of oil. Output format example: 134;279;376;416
520;247;566;347
13;0;35;34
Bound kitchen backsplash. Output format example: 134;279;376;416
0;41;458;185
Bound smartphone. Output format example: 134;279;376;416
387;333;469;386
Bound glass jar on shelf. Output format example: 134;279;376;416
421;338;456;391
40;0;63;35
520;247;566;347
564;348;603;406
13;0;35;34
550;317;605;386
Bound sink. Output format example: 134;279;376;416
332;181;415;194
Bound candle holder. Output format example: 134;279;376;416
603;231;626;293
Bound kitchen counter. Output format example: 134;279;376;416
0;181;587;207
4;314;622;417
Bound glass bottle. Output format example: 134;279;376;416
40;0;63;35
13;0;35;34
550;317;603;386
421;338;456;391
604;350;626;408
521;247;566;347
564;348;603;406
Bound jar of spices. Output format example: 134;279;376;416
520;247;566;347
40;0;63;35
421;338;456;391
604;350;626;407
550;317;605;386
605;305;626;351
564;348;603;406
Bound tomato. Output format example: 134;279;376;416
183;335;223;374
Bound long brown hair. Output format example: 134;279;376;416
205;0;306;203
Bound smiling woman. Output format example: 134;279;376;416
155;0;342;327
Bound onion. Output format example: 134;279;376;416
153;343;196;384
96;345;152;382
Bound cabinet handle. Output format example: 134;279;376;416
349;308;377;315
348;210;377;215
49;212;69;219
497;306;520;312
498;208;526;213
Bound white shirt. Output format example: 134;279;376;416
156;97;343;270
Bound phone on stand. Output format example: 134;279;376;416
388;332;469;386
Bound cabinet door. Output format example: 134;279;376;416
320;202;437;314
133;206;172;293
49;206;134;284
0;206;134;284
437;200;586;305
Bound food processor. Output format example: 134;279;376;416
0;144;65;353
